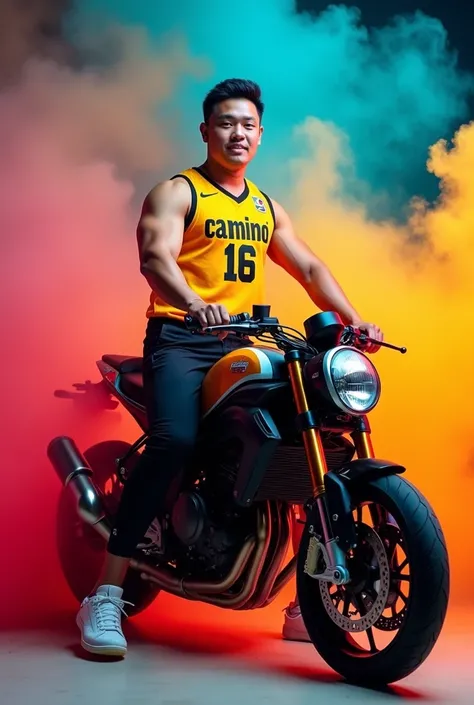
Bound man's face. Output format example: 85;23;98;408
200;98;263;169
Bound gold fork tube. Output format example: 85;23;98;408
353;429;375;459
287;359;327;497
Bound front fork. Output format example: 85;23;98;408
286;351;374;586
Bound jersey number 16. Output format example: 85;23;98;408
223;244;256;284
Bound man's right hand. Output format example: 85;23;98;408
187;299;230;328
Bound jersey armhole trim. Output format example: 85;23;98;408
260;191;276;231
170;174;197;231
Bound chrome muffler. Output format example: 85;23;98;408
47;436;112;541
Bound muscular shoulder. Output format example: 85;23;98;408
141;177;192;217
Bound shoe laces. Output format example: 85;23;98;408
284;599;301;618
92;594;133;632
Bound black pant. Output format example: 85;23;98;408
107;317;251;558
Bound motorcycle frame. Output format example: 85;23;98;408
94;345;405;590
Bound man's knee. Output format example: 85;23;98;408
144;423;196;462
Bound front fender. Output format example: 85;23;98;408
306;459;406;553
333;458;406;485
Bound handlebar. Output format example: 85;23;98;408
183;311;407;354
183;312;251;332
343;326;407;354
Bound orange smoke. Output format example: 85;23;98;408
267;116;474;605
0;24;472;635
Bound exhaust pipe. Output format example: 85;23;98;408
47;436;112;541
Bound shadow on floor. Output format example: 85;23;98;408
123;619;435;702
1;607;436;702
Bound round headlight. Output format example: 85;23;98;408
323;347;380;414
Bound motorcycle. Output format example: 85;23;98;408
48;305;449;685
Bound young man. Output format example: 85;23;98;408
76;78;383;656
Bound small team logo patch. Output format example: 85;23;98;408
230;360;249;374
252;196;267;213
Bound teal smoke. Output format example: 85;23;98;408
70;0;473;217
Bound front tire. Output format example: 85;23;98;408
297;474;449;685
57;440;160;617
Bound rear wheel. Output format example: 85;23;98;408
56;440;160;617
297;475;449;685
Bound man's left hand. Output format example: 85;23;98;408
350;320;383;354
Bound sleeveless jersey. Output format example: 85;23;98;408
146;166;275;320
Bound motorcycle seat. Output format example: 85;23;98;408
119;372;145;406
102;354;143;374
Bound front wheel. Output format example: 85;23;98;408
297;475;449;685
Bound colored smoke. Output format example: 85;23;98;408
75;0;473;217
268;117;474;600
0;0;473;630
0;3;209;623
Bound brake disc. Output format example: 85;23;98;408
374;523;408;631
319;523;390;632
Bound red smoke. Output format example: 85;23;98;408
0;14;213;627
0;66;161;626
0;137;141;623
1;16;472;640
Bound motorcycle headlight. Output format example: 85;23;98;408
324;347;380;413
306;347;381;414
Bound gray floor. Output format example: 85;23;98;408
1;601;472;705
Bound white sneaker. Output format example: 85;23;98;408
76;585;132;656
282;599;311;642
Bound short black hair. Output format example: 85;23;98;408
203;78;264;123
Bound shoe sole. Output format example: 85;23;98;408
80;639;127;657
282;624;312;642
282;632;312;642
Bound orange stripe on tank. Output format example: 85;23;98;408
201;347;263;415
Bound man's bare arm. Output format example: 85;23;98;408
137;178;230;326
267;199;361;324
137;179;201;312
267;199;383;350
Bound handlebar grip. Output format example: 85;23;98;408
183;312;249;331
229;313;249;324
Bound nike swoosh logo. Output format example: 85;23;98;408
201;192;218;198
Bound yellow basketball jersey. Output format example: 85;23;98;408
146;166;275;320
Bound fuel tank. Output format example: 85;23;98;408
201;345;287;416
